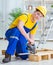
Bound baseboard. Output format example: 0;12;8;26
0;38;53;42
0;38;6;40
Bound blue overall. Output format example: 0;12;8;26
5;26;31;60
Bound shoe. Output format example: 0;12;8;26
2;53;11;63
15;53;22;60
15;53;18;57
15;53;28;60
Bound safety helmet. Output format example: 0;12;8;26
36;6;47;17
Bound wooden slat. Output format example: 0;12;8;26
2;49;53;55
2;50;5;55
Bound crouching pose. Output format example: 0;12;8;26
2;6;47;63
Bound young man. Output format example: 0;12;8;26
2;6;47;63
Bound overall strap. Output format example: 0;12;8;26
30;22;37;31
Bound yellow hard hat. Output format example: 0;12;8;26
36;6;47;17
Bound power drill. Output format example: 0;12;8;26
26;43;36;54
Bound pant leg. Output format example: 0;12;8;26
16;41;23;53
6;28;21;55
16;34;28;60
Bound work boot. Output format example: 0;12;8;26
15;53;28;60
2;53;11;63
15;53;18;57
15;53;22;60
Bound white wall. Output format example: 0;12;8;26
0;0;53;55
0;0;53;40
0;0;25;38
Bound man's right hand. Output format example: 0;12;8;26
28;38;34;44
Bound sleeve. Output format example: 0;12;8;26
18;14;28;24
30;25;38;35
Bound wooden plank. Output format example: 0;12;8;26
51;54;53;58
29;54;50;61
29;54;41;62
2;50;5;55
2;49;53;55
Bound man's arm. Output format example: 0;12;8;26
29;33;35;45
17;20;34;43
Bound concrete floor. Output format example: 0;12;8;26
0;40;53;65
0;55;53;65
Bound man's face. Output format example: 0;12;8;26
33;11;43;21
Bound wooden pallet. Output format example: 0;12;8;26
2;49;53;55
29;51;53;62
2;49;53;62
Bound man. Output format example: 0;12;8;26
2;6;47;63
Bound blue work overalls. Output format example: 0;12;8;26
5;26;31;60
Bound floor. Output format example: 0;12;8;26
0;39;53;65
